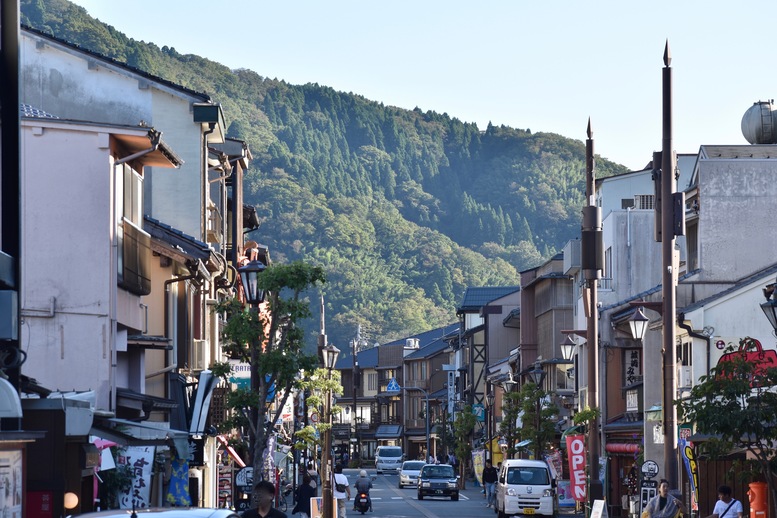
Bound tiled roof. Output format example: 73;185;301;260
20;103;58;119
457;286;519;313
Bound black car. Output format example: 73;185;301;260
417;463;459;501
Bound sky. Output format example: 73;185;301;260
68;0;774;171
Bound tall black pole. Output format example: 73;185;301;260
661;41;678;490
582;119;603;502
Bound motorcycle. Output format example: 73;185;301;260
354;492;371;514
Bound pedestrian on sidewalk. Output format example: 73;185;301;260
705;486;742;518
483;460;498;508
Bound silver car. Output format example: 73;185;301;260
398;460;426;488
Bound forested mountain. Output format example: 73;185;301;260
20;0;629;349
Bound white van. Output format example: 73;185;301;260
374;445;404;473
495;459;556;518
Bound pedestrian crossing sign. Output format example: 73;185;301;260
386;378;401;394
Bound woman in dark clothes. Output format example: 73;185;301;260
292;473;317;518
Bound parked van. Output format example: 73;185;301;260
495;459;556;518
374;445;404;473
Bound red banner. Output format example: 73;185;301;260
566;434;587;502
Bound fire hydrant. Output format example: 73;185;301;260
748;482;768;518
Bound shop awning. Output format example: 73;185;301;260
91;417;189;458
605;443;640;454
375;424;403;439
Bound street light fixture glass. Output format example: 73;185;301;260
238;260;267;305
760;297;777;333
528;361;545;386
628;306;650;341
323;344;340;370
560;335;576;361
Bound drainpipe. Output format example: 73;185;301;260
678;312;712;376
202;124;216;242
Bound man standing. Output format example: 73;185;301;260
241;480;287;518
706;486;743;518
482;460;499;508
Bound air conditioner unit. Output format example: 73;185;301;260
191;339;209;370
677;365;692;388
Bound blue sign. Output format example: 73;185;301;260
386;378;401;394
472;403;485;422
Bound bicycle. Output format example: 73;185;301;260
277;485;293;512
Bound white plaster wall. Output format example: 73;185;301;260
20;122;114;407
697;159;777;281
20;33;153;126
149;92;205;239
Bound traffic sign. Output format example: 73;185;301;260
310;411;320;424
386;378;400;394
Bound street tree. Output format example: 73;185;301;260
677;337;777;518
517;381;559;459
500;391;523;459
293;368;343;469
453;404;476;488
211;261;326;484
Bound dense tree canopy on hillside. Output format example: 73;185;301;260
21;0;629;347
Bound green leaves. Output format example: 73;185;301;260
677;337;777;494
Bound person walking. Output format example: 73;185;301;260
706;486;743;518
642;480;687;518
333;463;350;518
291;473;316;518
483;460;499;508
241;480;287;518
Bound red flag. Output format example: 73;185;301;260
566;434;587;502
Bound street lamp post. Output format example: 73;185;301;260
486;391;495;462
582;119;603;502
527;361;546;459
403;387;430;463
321;344;340;518
624;45;684;492
237;260;267;478
351;338;358;462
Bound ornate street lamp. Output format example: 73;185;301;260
321;343;340;518
528;361;546;387
527;361;546;459
560;335;577;362
486;391;495;461
760;281;777;333
628;306;650;341
238;260;267;305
